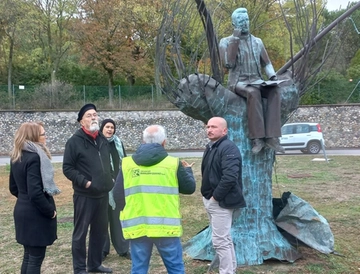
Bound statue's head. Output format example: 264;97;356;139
231;8;249;34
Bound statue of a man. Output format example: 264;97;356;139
219;7;284;154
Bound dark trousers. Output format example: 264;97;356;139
103;205;129;256
21;245;46;274
236;85;282;139
72;195;108;274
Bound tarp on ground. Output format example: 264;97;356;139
274;192;334;254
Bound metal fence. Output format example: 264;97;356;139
0;84;176;110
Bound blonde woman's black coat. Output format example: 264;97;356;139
9;151;57;247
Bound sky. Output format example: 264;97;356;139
326;0;352;11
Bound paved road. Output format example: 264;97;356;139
1;149;360;166
0;151;205;166
282;149;360;156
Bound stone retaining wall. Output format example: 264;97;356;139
0;105;359;155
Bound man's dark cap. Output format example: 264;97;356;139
77;103;96;122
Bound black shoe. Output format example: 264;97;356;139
119;252;131;260
88;265;112;273
266;138;285;153
252;138;265;154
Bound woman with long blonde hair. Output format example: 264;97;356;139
9;122;60;274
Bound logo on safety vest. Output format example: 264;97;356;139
132;169;140;177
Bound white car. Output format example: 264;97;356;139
280;123;325;154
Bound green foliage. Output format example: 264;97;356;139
0;0;359;107
347;49;360;79
347;64;360;81
300;70;357;104
321;4;360;75
57;61;108;86
14;49;51;84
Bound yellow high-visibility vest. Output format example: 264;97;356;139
120;155;182;239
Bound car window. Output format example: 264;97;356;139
295;125;309;134
309;125;317;132
281;125;294;135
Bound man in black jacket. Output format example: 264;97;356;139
63;104;113;274
201;117;246;274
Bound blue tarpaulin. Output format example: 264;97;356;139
275;193;334;254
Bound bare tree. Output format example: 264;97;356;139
155;0;360;267
0;0;25;106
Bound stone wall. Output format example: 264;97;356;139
285;105;360;148
1;105;359;155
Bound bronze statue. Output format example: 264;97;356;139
156;0;360;267
219;8;284;154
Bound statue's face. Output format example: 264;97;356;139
233;12;249;34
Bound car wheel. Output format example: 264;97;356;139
307;141;321;154
300;149;308;154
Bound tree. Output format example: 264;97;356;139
347;49;360;80
301;70;354;104
72;0;159;106
26;0;78;82
155;0;360;267
0;0;26;106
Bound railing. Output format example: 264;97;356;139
0;84;176;110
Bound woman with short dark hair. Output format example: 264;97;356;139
100;119;130;260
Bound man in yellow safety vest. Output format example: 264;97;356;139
113;124;196;274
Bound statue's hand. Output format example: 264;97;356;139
233;29;241;37
228;84;236;92
270;75;278;81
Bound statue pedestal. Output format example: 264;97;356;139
179;73;301;266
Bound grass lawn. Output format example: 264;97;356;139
0;155;359;273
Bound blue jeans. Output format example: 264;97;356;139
130;236;185;274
